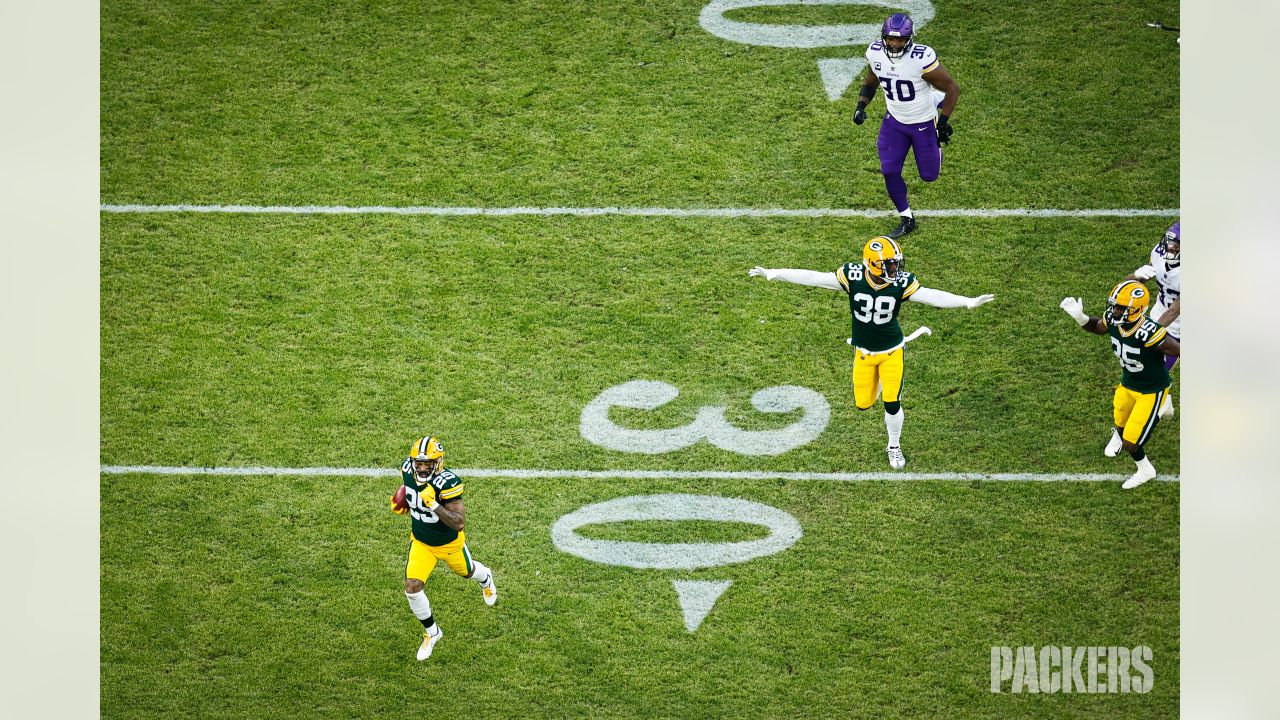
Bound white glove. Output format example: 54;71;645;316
748;267;776;280
1134;265;1156;281
1059;297;1089;326
966;293;995;309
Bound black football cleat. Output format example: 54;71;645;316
887;215;917;239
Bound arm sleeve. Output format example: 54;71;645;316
908;286;971;308
766;269;845;292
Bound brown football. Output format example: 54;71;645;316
393;485;409;511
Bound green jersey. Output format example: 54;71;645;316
1104;316;1172;393
400;459;465;546
836;263;922;352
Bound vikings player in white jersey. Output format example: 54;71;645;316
853;13;961;239
1127;221;1180;418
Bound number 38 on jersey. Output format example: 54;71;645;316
837;261;921;352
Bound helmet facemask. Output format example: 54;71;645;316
1159;223;1180;266
410;436;445;484
870;256;902;284
862;236;904;287
412;457;441;482
1107;282;1150;328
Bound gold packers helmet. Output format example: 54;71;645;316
862;236;904;285
409;435;445;483
1106;280;1150;326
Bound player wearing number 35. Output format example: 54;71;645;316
1059;283;1180;490
750;236;994;470
853;13;961;240
391;435;497;660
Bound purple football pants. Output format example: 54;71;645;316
877;113;943;212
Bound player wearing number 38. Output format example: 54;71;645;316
391;435;497;660
1059;282;1179;490
750;236;994;471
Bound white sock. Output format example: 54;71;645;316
1136;457;1155;475
885;409;904;447
901;208;914;219
469;561;492;586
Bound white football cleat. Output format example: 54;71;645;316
416;628;442;661
1158;395;1175;420
1104;430;1123;458
1122;464;1157;490
481;572;498;607
886;445;906;470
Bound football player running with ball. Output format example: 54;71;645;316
391;436;497;660
1060;281;1180;489
852;13;961;240
750;236;994;469
1125;221;1180;419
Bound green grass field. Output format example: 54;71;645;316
101;0;1180;717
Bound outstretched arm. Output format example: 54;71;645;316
909;287;994;309
749;267;844;291
1060;297;1107;335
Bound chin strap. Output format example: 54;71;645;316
866;273;893;290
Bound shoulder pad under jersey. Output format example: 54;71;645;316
434;470;465;502
1135;320;1166;347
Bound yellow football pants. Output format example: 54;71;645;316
405;532;475;584
852;347;905;409
1113;385;1169;445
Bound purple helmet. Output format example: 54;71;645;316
1159;221;1180;265
881;13;915;59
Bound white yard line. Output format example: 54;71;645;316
100;204;1179;219
99;202;1178;484
99;465;1178;482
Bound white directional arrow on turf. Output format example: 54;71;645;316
673;579;733;632
817;58;867;101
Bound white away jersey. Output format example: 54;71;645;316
1149;244;1181;338
865;41;941;124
